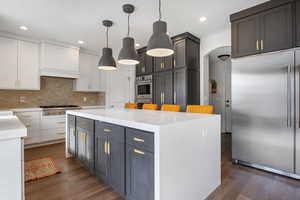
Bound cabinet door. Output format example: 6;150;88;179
126;145;154;200
296;1;300;47
75;53;91;91
0;37;18;89
18;41;40;90
174;68;187;111
68;126;76;156
162;71;173;105
95;132;109;183
109;138;125;196
174;40;186;68
154;57;165;72
154;73;164;106
232;15;260;58
260;4;293;53
136;52;146;76
77;128;94;172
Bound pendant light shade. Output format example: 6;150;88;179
98;48;116;70
118;37;139;65
146;0;173;57
118;4;139;65
147;21;173;57
98;20;117;70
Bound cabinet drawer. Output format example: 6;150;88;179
76;117;94;131
95;121;125;142
68;114;76;127
126;128;154;152
41;129;65;142
41;116;65;130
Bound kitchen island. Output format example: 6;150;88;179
66;108;221;200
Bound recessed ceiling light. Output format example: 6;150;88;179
200;17;207;22
78;40;84;44
135;43;140;47
19;26;28;31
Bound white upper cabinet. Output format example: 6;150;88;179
40;43;80;78
0;37;18;89
18;41;40;90
0;37;40;90
74;52;106;92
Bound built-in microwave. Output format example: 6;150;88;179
136;75;152;99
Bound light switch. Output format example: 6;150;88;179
83;97;87;102
20;96;26;103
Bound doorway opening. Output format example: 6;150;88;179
208;46;232;134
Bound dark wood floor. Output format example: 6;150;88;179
25;135;300;200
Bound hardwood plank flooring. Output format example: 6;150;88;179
25;135;300;200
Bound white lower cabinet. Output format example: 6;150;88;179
15;110;66;146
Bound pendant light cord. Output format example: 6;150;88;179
106;27;109;47
159;0;162;20
127;14;130;37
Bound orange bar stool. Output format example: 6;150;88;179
161;104;181;112
143;104;158;110
186;105;214;114
125;103;137;109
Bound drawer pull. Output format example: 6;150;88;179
56;132;65;135
57;121;65;124
134;149;145;155
80;122;87;126
133;137;145;143
25;124;31;128
104;129;112;133
19;114;31;118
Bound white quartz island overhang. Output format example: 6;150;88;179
66;108;221;200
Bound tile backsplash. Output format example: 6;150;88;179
0;77;105;109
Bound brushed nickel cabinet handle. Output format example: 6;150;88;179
134;149;145;155
161;92;163;104
261;40;264;50
57;121;65;124
104;129;112;133
56;132;65;135
80;122;87;126
174;92;177;104
174;59;176;67
160;63;163;69
133;137;145;143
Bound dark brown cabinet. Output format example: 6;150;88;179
260;4;293;53
154;56;173;72
136;48;153;76
154;71;173;106
296;0;300;47
232;15;260;58
231;2;293;58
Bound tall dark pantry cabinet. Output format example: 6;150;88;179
137;32;200;111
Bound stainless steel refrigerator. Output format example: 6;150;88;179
232;49;300;178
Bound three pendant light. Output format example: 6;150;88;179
98;0;173;70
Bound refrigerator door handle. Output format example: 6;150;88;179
287;65;292;127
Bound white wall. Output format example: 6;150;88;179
200;28;231;105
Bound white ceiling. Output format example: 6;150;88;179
0;0;268;55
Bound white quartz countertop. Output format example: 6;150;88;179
67;108;218;132
0;115;27;140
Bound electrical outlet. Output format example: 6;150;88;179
20;96;26;103
83;97;87;102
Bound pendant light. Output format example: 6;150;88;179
147;0;174;57
98;20;117;70
118;4;139;65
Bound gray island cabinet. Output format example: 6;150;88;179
66;108;220;200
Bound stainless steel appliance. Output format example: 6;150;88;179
40;105;81;116
232;49;300;178
136;75;152;102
